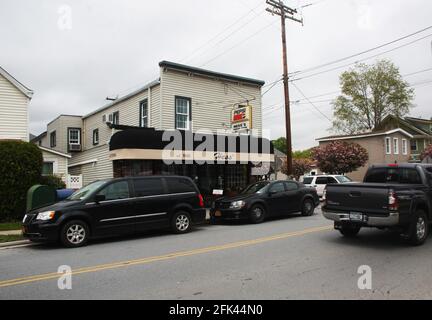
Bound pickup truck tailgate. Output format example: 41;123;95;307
324;183;390;216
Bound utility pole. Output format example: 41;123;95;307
266;0;302;175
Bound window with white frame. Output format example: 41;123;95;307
393;137;399;154
68;128;81;145
112;111;119;125
140;99;148;128
402;139;408;155
411;139;418;152
42;162;54;175
93;129;99;145
385;137;391;154
175;97;191;130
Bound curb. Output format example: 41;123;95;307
0;240;32;249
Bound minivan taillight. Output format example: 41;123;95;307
388;189;398;211
198;194;204;208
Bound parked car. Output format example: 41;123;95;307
322;164;432;245
302;175;353;197
22;176;206;248
210;180;320;224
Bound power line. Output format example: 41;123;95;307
404;67;432;77
290;33;432;82
200;19;278;67
180;1;265;64
291;82;332;122
290;25;432;77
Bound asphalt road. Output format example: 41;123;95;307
1;206;432;300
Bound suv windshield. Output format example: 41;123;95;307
335;176;352;183
241;182;269;195
302;177;314;184
67;180;108;201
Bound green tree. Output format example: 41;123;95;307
293;149;312;159
0;141;43;221
332;60;414;134
272;137;286;154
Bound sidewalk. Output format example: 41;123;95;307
0;229;22;235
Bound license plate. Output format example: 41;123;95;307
349;212;363;222
214;210;222;217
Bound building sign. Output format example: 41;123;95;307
231;105;252;132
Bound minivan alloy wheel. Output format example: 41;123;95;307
176;214;190;232
66;224;86;244
416;217;426;240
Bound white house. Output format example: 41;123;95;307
0;66;33;141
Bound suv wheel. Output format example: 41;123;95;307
405;210;429;246
171;211;192;234
339;224;361;237
249;205;266;224
301;199;315;216
60;220;89;248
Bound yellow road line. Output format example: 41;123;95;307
0;224;332;288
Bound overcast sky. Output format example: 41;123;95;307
1;0;431;150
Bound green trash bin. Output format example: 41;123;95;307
26;185;57;212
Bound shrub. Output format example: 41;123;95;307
40;175;66;190
0;140;43;221
312;141;369;174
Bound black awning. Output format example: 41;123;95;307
109;127;274;154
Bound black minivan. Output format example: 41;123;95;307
22;176;206;248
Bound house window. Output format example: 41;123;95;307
402;139;408;155
50;131;56;148
140;99;148;128
42;162;54;175
385;137;391;154
175;97;191;130
68;128;81;145
411;140;418;152
393;138;399;154
93;129;99;145
112;111;119;125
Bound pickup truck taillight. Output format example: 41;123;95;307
388;189;398;211
322;188;327;202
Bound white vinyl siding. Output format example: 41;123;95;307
0;74;30;141
40;149;69;183
68;144;113;186
160;68;262;134
41;116;82;154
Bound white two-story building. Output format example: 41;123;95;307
33;61;274;194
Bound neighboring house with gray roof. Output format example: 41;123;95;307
0;66;33;141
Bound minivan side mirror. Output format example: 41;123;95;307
94;194;106;203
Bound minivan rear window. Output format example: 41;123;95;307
133;178;164;197
166;178;196;194
364;168;422;184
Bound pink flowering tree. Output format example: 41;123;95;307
312;141;369;175
282;158;313;181
421;144;432;162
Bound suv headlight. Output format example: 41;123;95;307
230;200;246;209
36;211;56;221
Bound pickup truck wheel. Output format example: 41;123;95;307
60;220;89;248
301;199;315;216
405;211;429;246
249;205;266;224
339;225;361;237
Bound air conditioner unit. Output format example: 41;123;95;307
69;144;81;152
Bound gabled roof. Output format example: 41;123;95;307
159;61;265;87
38;146;71;158
379;115;431;136
0;66;33;99
83;79;160;119
317;128;413;142
31;131;47;143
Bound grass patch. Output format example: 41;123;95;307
0;234;24;243
0;221;21;232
